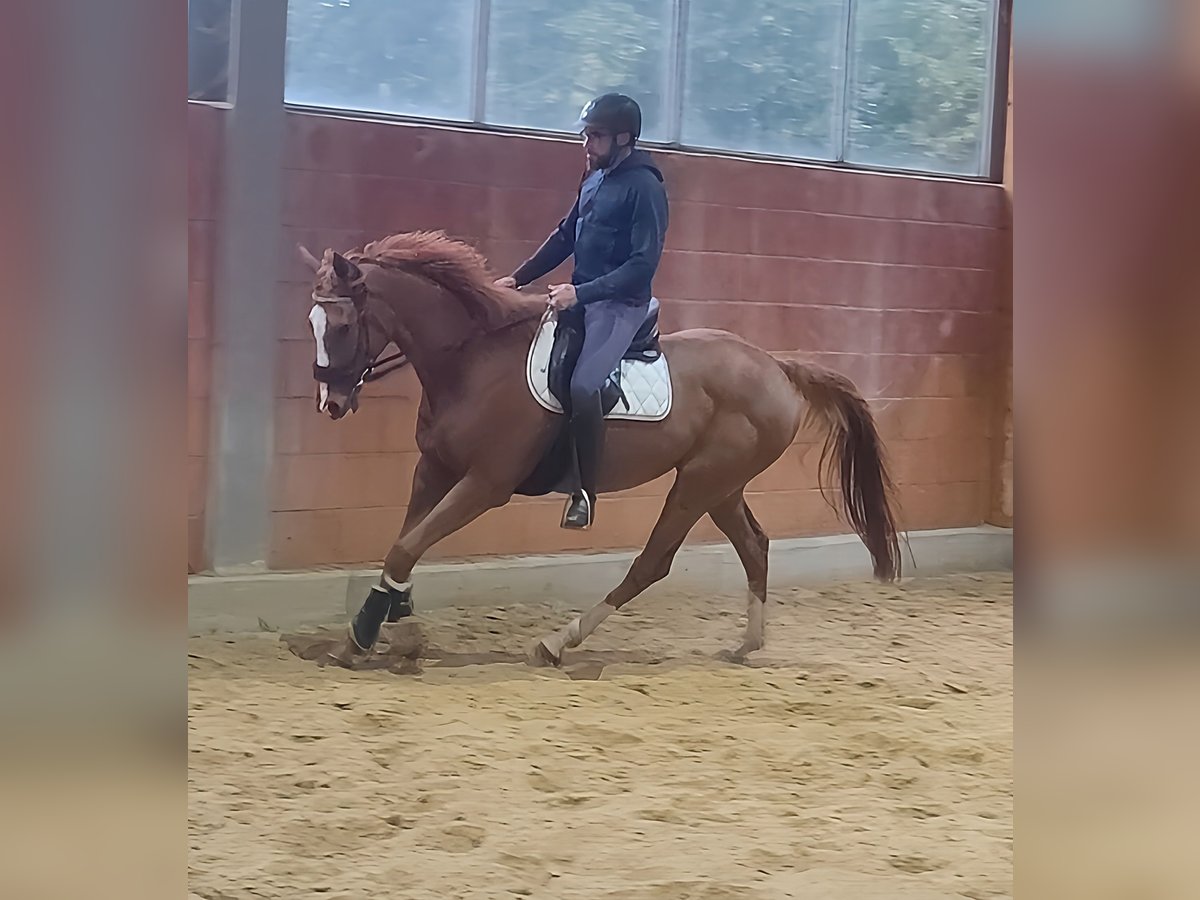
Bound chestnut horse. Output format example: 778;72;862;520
299;231;901;667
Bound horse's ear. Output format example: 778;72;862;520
296;243;321;272
332;252;360;283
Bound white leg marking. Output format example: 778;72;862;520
309;304;330;412
540;600;616;662
745;590;765;651
572;602;616;647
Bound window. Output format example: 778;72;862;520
274;0;1005;178
284;0;477;121
846;0;997;175
486;0;673;141
188;0;233;102
683;0;847;160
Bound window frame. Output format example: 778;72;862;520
273;0;1011;182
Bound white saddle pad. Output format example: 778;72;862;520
526;315;672;422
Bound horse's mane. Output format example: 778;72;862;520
349;231;541;331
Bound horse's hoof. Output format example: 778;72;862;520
320;647;355;669
530;640;562;668
319;630;368;669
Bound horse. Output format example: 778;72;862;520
297;231;901;667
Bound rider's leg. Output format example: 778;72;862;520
562;302;645;529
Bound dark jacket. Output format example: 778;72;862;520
512;149;669;306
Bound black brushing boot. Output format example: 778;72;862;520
349;586;390;651
350;579;415;650
385;581;414;621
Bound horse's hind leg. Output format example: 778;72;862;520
709;493;770;660
534;472;721;666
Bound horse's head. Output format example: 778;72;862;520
300;246;391;420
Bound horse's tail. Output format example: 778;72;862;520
776;359;902;582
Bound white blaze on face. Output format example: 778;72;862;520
309;304;330;411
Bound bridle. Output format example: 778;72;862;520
311;290;410;413
311;268;552;413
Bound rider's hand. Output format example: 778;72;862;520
493;275;518;290
548;283;578;310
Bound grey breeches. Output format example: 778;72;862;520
569;301;647;408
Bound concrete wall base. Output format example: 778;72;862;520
188;525;1013;635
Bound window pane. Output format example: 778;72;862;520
189;0;232;102
284;0;476;121
682;0;848;159
485;0;672;141
846;0;996;175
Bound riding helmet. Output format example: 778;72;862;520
573;93;642;140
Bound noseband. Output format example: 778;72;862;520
311;291;409;411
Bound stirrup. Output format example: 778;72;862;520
561;490;594;530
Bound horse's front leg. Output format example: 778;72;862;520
379;455;457;623
326;472;510;666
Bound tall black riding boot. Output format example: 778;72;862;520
562;393;603;529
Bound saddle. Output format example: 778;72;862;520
518;299;668;497
546;298;662;416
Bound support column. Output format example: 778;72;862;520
206;0;288;572
989;41;1014;528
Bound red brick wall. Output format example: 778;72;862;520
188;105;1010;571
188;104;222;573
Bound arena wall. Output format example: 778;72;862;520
189;105;1011;573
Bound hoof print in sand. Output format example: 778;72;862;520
282;620;428;672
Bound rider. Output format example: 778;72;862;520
495;93;669;530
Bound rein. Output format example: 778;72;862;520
362;297;551;382
363;299;551;384
535;300;556;337
361;349;408;382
